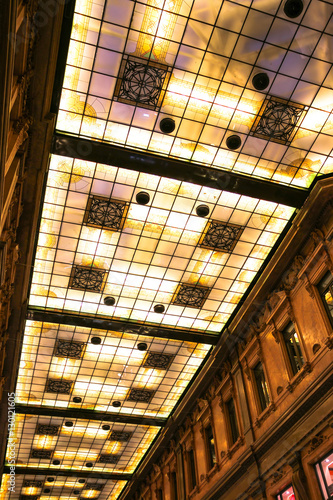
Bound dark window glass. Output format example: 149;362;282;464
283;323;304;376
188;449;196;490
315;450;333;499
318;272;333;325
276;485;295;500
254;362;270;412
205;424;216;469
171;471;178;500
226;398;239;445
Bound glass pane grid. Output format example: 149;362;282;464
0;473;127;500
28;155;295;333
16;321;210;417
5;414;159;473
55;0;333;188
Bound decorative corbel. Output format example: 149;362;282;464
270;320;280;344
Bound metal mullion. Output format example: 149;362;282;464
15;404;166;427
3;466;132;480
52;133;308;207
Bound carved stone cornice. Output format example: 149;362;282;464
280;255;304;292
307;433;327;455
270;467;287;486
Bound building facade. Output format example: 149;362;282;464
0;0;332;499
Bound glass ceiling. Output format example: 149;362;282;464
56;0;333;187
3;0;333;499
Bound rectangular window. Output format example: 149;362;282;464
276;485;295;500
315;450;333;499
318;272;333;325
188;449;196;491
205;424;216;470
171;471;178;500
226;398;239;445
253;361;270;412
283;323;304;376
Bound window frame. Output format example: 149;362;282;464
253;360;270;413
226;397;240;446
204;423;217;471
276;484;295;500
314;449;333;499
318;271;333;328
282;322;305;377
187;447;197;492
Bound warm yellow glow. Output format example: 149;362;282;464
34;435;57;449
22;487;39;495
54;450;99;461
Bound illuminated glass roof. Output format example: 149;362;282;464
56;0;333;187
3;0;333;498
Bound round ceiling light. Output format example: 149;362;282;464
91;336;101;345
47;478;55;482
78;479;85;484
52;460;61;466
284;0;303;17
44;489;51;494
137;342;148;351
65;421;73;427
159;117;176;134
85;462;93;468
72;397;82;403
73;490;81;495
112;401;121;407
136;191;150;205
226;135;242;150
196;204;210;217
104;296;116;306
252;72;270;91
102;424;111;431
154;304;165;314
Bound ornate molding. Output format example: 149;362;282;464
226;436;245;459
325;336;333;349
286;362;312;392
307;434;327;454
280;255;304;292
254;402;276;428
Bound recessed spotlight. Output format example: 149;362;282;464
73;490;80;495
104;296;116;306
196;205;210;217
112;401;121;408
154;304;165;314
102;424;110;431
137;342;148;351
136;191;150;205
72;397;82;403
91;336;101;345
159;117;176;134
252;72;270;91
284;0;303;17
65;421;73;427
85;462;93;467
44;488;51;493
226;135;242;150
47;477;54;482
78;479;85;484
52;459;61;466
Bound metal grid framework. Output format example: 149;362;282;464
114;56;171;110
3;0;333;499
84;196;129;231
2;473;126;500
29;155;295;333
5;413;160;474
15;321;210;417
56;0;333;188
251;96;305;144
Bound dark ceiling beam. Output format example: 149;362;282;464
3;466;132;480
52;133;308;209
27;308;219;345
15;405;166;427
